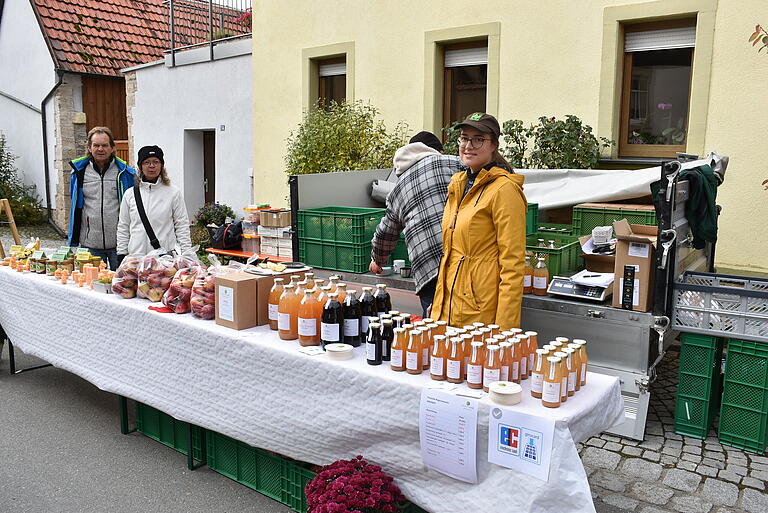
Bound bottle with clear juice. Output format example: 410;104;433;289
267;278;284;331
533;257;549;296
523;252;533;294
278;283;299;340
297;288;321;346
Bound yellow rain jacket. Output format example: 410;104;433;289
431;165;527;329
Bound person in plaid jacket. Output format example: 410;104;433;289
370;132;462;314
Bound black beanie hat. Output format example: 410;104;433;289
138;145;164;167
409;131;444;153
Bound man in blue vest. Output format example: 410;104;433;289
68;126;136;269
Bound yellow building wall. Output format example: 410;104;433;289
252;0;768;271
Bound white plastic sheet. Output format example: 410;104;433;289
0;268;625;513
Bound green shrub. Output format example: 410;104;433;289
285;100;409;175
528;115;613;169
194;202;235;228
441;124;460;156
0;132;45;225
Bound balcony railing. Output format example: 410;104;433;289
166;0;252;66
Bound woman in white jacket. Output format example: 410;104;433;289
116;146;192;261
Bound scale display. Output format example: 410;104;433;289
546;276;612;302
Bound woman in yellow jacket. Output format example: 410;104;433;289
430;113;527;329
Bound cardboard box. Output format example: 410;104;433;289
578;235;616;273
258;225;292;238
611;220;658;312
215;272;260;330
260;209;291;228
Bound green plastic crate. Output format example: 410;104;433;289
526;203;538;236
718;339;768;454
392;236;411;266
297;206;385;244
572;204;657;236
526;232;583;276
207;431;315;513
674;334;724;439
537;223;574;236
298;239;371;273
135;402;204;461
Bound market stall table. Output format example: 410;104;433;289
0;267;623;513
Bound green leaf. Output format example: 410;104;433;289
661;127;675;136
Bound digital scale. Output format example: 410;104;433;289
546;276;613;302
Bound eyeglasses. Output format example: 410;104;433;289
143;160;162;167
457;136;491;149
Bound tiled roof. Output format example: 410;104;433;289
32;0;168;75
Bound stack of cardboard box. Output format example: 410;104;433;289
258;210;292;258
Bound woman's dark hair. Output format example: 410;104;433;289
490;134;514;171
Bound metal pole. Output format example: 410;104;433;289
209;0;214;61
170;0;176;67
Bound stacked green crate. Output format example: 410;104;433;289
526;203;538;235
537;222;574;236
718;339;768;453
526;233;583;276
572;204;657;236
674;334;724;439
135;402;205;461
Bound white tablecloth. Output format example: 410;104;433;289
0;267;624;513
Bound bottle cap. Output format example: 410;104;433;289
471;341;484;347
525;331;538;336
547;356;561;363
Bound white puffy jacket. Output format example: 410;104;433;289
116;179;192;256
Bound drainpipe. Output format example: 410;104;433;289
41;70;65;237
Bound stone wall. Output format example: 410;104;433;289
124;71;136;167
51;74;87;231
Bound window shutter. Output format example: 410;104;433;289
444;46;488;68
319;61;346;77
624;27;696;52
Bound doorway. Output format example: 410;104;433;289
183;129;216;217
203;131;215;204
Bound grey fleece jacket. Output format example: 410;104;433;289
80;159;121;250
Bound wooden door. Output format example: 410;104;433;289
203;131;215;204
82;76;128;140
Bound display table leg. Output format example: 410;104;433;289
187;424;206;471
2;327;53;375
119;396;135;435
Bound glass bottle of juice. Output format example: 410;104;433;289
391;316;404;329
406;330;422;375
562;347;577;397
419;326;431;371
422;317;435;325
268;278;284;331
525;331;538;375
542;356;562;408
472;322;485;330
462;325;476;333
543;343;557;354
314;278;325;292
488;324;500;338
573;339;588;386
567;343;582;392
554;351;569;403
328;275;340;292
479;327;492;343
401;313;412;325
555;336;570;346
388;310;401;318
373;284;392;316
429;334;447;381
298;288;320;346
530;348;549;399
550;340;563;352
446;337;464;384
336;283;348;303
523;252;533;294
471;330;483;345
533;257;549;296
366;322;382;365
296;280;307;298
482;344;502;393
304;272;315;283
498;341;512;382
342;289;362;347
466;342;484;390
317;285;331;305
390;327;407;371
493;334;507;347
381;319;394;361
510;338;521;383
321;292;343;348
359;287;376;335
461;334;474;379
435;320;448;336
289;275;301;288
278;284;298;340
518;334;530;379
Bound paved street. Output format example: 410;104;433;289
582;345;768;513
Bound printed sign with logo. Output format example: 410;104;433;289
488;407;554;482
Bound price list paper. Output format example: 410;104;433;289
419;388;478;483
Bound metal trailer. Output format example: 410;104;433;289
289;159;716;440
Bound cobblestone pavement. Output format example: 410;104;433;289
581;345;768;513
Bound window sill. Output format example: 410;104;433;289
598;157;667;168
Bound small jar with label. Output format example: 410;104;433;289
467;341;484;390
430;334;448;381
542;356;563;408
482;344;502;392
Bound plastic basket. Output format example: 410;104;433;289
672;271;768;343
526;203;538;236
674;334;724;439
572;203;657;236
718;339;768;453
207;431;315;513
298;239;371;273
297;206;386;244
537;223;574;236
526;232;583;276
135;402;204;461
